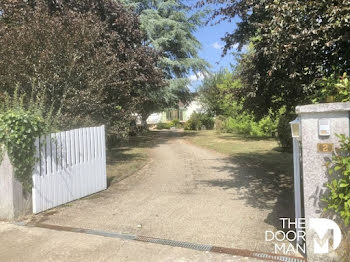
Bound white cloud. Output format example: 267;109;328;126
212;41;224;50
189;72;205;82
212;42;241;51
232;43;239;49
242;44;249;52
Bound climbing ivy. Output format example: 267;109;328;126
323;134;350;226
0;92;53;192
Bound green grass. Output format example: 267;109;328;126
185;130;292;174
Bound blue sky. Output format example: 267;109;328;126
187;2;241;90
195;19;238;72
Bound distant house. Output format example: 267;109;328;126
146;99;203;124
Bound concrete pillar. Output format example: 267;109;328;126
296;102;350;261
0;151;32;220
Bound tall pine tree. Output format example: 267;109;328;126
122;0;209;122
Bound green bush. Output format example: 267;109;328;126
0;91;54;191
214;115;226;132
156;122;173;130
224;115;256;135
200;114;214;130
323;134;350;225
313;73;350;103
277;112;295;150
170;119;184;128
184;112;214;130
216;112;278;137
258;114;278;137
155;119;185;130
184;113;201;130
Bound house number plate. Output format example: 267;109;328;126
317;143;334;153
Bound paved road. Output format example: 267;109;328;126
0;131;297;261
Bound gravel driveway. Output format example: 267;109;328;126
1;130;299;261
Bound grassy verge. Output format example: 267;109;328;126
106;132;158;186
185;130;292;174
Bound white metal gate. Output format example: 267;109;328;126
32;126;107;214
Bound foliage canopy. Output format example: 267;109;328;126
200;0;350;117
123;0;209;117
0;0;164;136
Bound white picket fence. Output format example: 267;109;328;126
32;126;107;214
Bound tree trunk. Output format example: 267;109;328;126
141;113;150;130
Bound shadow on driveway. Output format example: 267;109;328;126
106;130;196;186
199;151;294;231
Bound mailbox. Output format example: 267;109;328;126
318;119;330;137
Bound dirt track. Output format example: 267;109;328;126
0;131;296;261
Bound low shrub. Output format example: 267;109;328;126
156;122;173;130
170;119;184;128
184;112;214;130
184;112;201;130
216;112;278;137
258;114;278;137
277;112;295;150
200;114;215;130
155;119;185;130
323;134;350;260
323;134;350;225
214;115;226;132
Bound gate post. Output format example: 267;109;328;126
296;102;350;261
0;151;32;220
290;117;303;245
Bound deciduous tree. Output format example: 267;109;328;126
200;0;350;117
0;0;164;137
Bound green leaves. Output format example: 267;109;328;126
124;0;209;116
312;73;350;103
0;0;165;138
0;94;51;192
184;112;214;131
324;135;350;225
203;0;350;120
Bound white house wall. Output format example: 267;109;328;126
183;100;204;122
146;100;204;124
147;113;163;124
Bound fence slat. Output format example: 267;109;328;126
101;126;107;189
46;135;52;175
70;130;75;166
97;127;101;189
39;136;46;212
82;128;87;196
32;139;40;213
92;127;98;192
52;133;58;207
60;132;67;204
32;126;107;213
65;131;70;168
56;132;62;207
